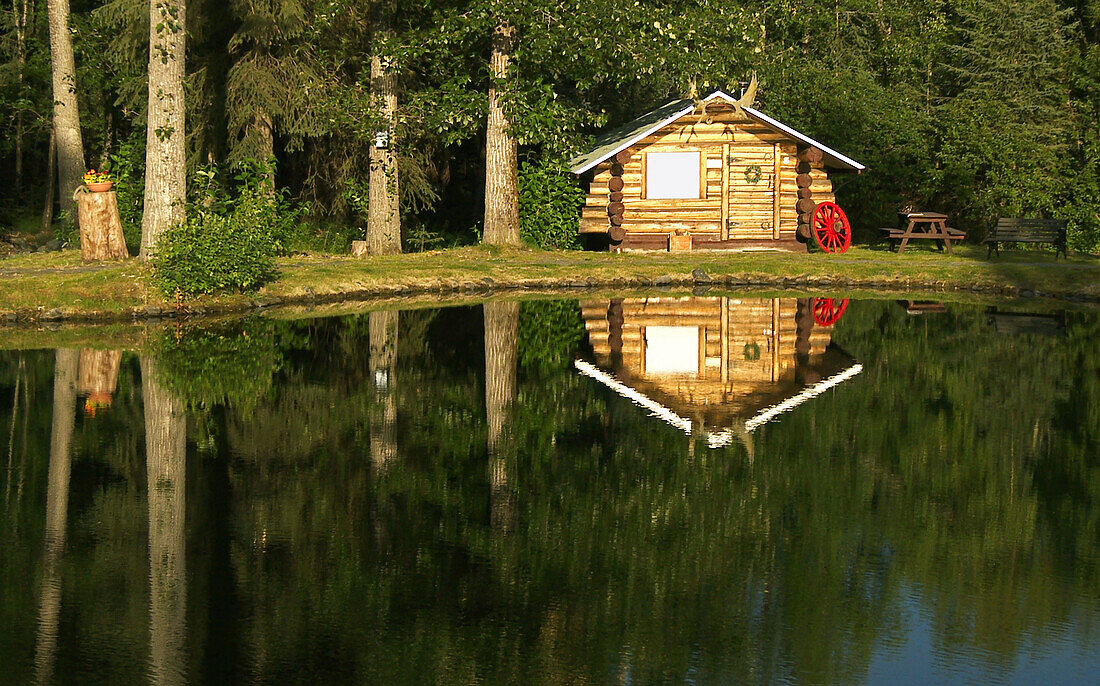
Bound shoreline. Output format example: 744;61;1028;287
2;245;1099;326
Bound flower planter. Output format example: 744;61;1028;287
86;181;113;193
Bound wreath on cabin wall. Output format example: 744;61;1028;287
743;343;761;360
744;164;762;184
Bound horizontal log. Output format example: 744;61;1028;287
609;213;624;226
797;223;811;239
614;149;633;165
727;190;777;198
581;206;606;218
796;198;817;214
579;219;608;234
610;163;625;176
796;173;813;188
609;177;624;192
589;185;642;196
798;187;813;199
609;225;626;242
796;161;811;174
619;221;723;233
625;211;725;221
624;198;722;210
609;191;624;203
779;180;832;192
607;201;625;215
726;148;786;157
610;305;726;318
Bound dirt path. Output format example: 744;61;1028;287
0;263;114;277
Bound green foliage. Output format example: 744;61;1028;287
153;318;281;409
107;136;146;252
517;155;584;250
4;0;1100;255
153;161;302;296
517;299;585;376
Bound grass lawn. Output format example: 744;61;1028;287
1;243;1098;323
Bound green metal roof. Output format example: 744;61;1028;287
568;97;695;174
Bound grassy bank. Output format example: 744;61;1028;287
1;244;1098;324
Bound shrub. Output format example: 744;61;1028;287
518;154;584;250
153;160;305;296
152;194;279;296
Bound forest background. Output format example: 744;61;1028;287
2;0;1099;258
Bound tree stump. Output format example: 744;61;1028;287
76;191;129;261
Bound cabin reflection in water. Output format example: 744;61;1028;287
577;296;861;449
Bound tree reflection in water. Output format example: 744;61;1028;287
0;298;1097;684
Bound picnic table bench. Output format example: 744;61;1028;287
880;212;965;254
985;218;1068;259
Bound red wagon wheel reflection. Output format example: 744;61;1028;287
812;202;852;254
812;297;849;326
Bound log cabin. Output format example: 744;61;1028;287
570;90;865;251
575;296;861;451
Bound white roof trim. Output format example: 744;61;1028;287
571;90;864;174
742;362;863;432
742;106;865;171
574;358;864;448
574;360;693;434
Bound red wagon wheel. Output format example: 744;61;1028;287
812;298;849;326
812;202;852;254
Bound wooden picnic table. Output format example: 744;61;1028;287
883;212;965;254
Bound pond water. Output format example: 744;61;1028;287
1;295;1099;685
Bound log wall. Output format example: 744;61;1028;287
578;103;837;250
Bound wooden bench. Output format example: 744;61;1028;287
985;217;1067;259
879;226;966;251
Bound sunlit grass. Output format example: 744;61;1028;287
1;244;1097;324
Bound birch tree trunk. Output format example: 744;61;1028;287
141;357;188;686
369;309;399;471
140;0;187;258
34;349;78;686
482;19;520;246
483;301;518;530
46;0;85;225
41;127;57;233
367;0;401;254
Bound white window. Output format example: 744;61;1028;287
645;326;699;375
645;151;700;199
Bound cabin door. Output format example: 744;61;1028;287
725;143;782;241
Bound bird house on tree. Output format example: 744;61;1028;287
570;90;864;251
